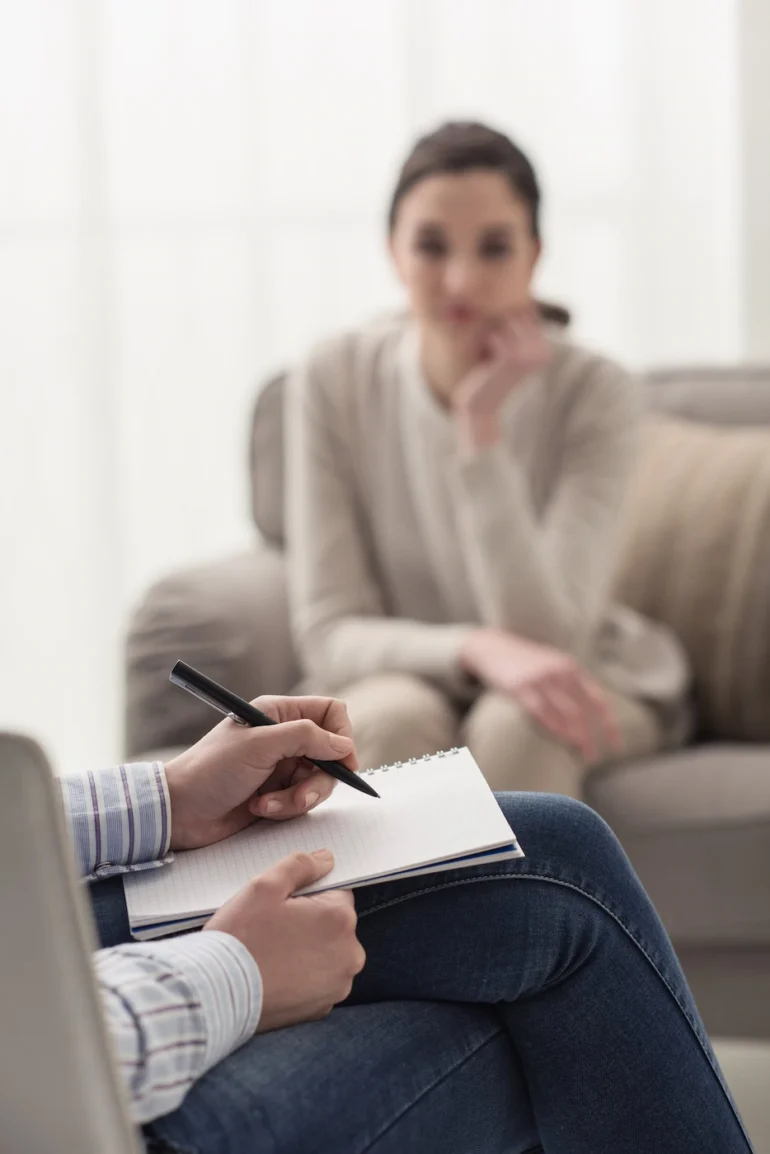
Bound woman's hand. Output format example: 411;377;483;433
452;305;551;452
461;628;621;763
165;696;357;850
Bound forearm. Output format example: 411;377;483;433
297;611;475;694
57;763;173;880
95;931;262;1124
451;409;637;656
450;445;582;650
448;351;639;655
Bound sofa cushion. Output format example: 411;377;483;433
586;746;770;946
612;416;770;741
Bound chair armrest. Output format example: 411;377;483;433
124;547;298;759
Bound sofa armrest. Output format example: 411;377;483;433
124;547;299;759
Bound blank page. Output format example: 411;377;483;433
125;748;521;926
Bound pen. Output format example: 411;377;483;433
169;659;380;799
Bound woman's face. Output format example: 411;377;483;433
389;170;540;357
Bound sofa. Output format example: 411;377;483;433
125;365;770;1040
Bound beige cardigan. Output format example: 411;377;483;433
285;313;689;730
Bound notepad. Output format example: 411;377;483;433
124;747;523;940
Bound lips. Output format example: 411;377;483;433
445;304;476;324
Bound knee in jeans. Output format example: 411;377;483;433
494;791;623;865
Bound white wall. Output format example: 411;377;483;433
0;0;747;773
740;0;770;358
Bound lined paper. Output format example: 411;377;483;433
124;748;522;932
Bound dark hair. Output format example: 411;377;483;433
388;121;570;327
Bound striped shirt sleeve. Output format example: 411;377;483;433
57;763;173;880
95;930;263;1124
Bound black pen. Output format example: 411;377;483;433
169;660;380;799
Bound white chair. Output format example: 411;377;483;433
0;732;142;1154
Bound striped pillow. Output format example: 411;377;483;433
613;416;770;740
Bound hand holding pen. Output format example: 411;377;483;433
165;661;378;850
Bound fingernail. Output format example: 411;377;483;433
304;791;320;809
264;798;283;814
312;848;333;860
329;734;352;752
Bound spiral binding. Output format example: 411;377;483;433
360;746;462;777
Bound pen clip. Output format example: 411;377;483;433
169;675;232;721
170;662;256;729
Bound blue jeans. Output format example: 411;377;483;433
91;794;753;1154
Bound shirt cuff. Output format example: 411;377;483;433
399;621;478;696
143;930;263;1070
95;930;262;1123
58;762;173;880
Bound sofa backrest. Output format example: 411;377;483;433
249;370;287;548
644;365;770;427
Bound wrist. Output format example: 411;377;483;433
453;407;501;455
458;627;492;678
163;752;198;851
161;930;263;1061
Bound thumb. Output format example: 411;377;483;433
266;718;354;763
267;849;335;897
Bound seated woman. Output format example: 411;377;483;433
285;121;690;795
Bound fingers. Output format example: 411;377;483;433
494;306;549;372
265;848;336;897
316;697;356;748
250;768;337;821
319;698;360;772
317;886;355;908
486;329;509;362
544;683;597;762
259;716;354;766
575;673;623;753
516;674;617;764
516;685;594;760
254;696;355;741
253;697;360;774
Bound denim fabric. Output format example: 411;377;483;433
91;793;752;1154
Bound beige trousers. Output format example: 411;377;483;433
339;673;662;799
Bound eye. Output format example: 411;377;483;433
413;231;447;258
479;235;512;260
